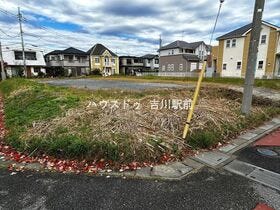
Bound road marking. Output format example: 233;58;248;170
224;160;280;191
253;203;274;210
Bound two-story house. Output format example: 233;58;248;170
2;47;46;78
158;40;207;77
141;54;159;72
119;56;143;75
213;21;280;78
87;43;119;76
45;47;90;76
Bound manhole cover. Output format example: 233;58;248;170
257;148;278;157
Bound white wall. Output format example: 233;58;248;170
2;49;46;66
195;43;208;60
160;48;181;56
221;24;271;78
221;37;244;77
255;25;270;78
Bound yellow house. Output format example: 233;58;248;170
87;43;119;75
212;21;280;79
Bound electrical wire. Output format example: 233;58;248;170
209;0;225;46
0;28;20;38
0;8;18;18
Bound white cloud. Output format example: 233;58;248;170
0;0;279;56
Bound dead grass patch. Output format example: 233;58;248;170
19;87;274;162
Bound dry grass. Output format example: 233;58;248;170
19;88;267;161
2;78;278;162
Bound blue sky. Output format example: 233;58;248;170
0;0;279;56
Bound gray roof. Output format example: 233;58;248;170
217;23;252;40
87;43;117;57
119;56;141;59
141;54;158;59
182;54;200;62
159;40;205;51
45;47;88;56
217;21;280;40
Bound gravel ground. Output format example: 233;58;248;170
40;79;191;90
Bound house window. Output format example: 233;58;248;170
162;65;165;71
180;49;183;53
65;55;74;62
185;49;193;53
79;56;87;63
223;63;227;70
171;50;174;55
104;57;109;64
155;59;159;64
14;51;37;60
148;59;151;64
179;64;183;71
170;64;174;71
95;58;100;63
237;61;242;70
111;58;115;64
258;61;264;69
226;40;231;48
33;67;40;73
167;64;171;71
261;35;267;44
232;39;236;47
127;59;132;64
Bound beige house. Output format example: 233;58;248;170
87;43;119;76
212;21;280;78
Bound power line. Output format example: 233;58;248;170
209;0;225;46
0;8;18;19
2;42;21;46
0;28;20;38
0;7;76;43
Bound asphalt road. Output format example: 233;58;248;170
236;129;280;174
237;146;280;174
0;167;279;210
40;79;189;90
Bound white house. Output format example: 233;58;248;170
214;21;280;78
2;47;46;77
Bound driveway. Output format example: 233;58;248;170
40;79;190;90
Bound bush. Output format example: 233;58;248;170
90;68;102;75
46;67;67;77
189;131;221;149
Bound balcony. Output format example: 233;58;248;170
104;62;111;67
63;60;89;67
47;59;89;67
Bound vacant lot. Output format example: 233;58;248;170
87;75;280;90
41;78;191;90
0;78;279;164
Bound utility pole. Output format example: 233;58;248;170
0;36;6;80
18;7;27;77
241;0;265;114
